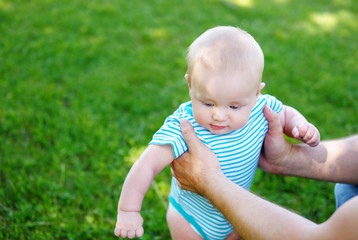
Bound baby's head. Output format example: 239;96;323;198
185;26;265;135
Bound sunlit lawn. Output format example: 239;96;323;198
1;0;357;239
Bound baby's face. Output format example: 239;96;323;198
189;67;261;135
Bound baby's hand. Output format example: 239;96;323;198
292;122;320;147
114;210;144;239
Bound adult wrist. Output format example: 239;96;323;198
198;169;226;197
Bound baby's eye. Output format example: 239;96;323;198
230;105;239;110
204;102;214;107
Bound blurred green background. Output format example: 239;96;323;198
1;0;357;239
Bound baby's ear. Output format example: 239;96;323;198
185;74;191;89
256;82;265;96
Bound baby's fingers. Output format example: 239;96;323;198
298;124;320;147
136;227;144;238
114;228;120;237
305;127;320;147
127;230;136;239
292;124;308;141
120;229;128;239
114;227;128;239
114;227;126;238
292;126;300;139
114;228;143;239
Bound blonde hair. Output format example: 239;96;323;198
186;26;264;84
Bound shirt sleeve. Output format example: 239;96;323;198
149;115;188;159
265;94;283;114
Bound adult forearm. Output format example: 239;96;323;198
203;173;316;240
278;135;358;184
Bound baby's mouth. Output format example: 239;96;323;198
210;124;226;130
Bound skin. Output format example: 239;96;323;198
186;68;265;135
187;64;320;146
115;144;174;238
114;76;320;239
259;107;358;184
115;26;320;239
171;106;358;240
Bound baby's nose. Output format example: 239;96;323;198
212;107;226;121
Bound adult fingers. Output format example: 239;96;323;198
180;119;203;150
263;105;283;136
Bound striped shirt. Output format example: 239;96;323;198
150;94;282;239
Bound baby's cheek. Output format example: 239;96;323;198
193;109;209;125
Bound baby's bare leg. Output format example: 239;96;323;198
166;206;203;240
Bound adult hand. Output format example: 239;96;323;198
171;119;222;195
259;105;292;174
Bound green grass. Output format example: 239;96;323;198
1;0;357;239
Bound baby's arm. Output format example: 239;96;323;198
278;105;320;147
114;144;174;238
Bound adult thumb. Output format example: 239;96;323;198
180;119;202;149
263;105;283;136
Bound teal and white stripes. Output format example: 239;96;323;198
150;94;282;239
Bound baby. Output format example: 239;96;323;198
114;26;320;239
